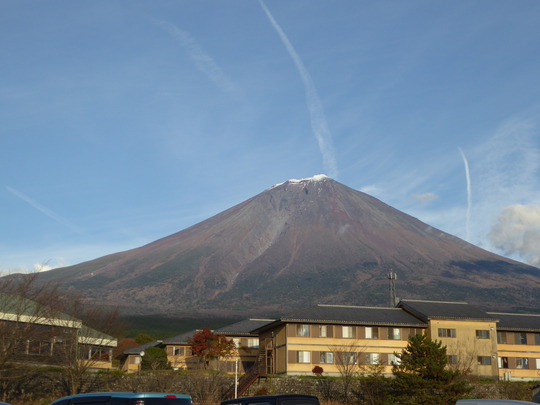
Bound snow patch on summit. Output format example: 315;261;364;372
271;174;329;189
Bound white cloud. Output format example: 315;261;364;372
259;0;338;179
489;204;540;267
154;19;239;96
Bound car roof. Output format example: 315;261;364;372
221;395;319;404
50;392;191;402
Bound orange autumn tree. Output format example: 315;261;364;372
188;328;235;369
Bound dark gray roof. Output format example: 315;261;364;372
123;340;163;355
161;330;197;345
489;312;540;332
399;300;498;321
214;318;276;336
262;304;426;328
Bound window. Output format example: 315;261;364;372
476;330;490;339
498;357;509;369
247;338;259;349
477;356;492;366
320;351;334;364
516;358;529;369
297;324;310;337
388;328;401;340
342;326;356;338
319;325;328;338
340;352;357;365
448;355;458;365
438;328;456;338
173;346;185;356
366;327;379;339
89;347;110;361
388;353;401;365
28;340;52;355
366;353;380;365
515;332;527;345
536;359;540;370
535;333;540;345
232;339;240;348
497;332;507;344
297;351;311;363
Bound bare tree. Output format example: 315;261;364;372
329;340;367;402
0;274;121;397
49;301;121;395
0;274;77;400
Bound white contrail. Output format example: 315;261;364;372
155;19;238;96
259;0;338;178
6;186;80;233
458;148;472;241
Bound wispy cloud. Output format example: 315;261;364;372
154;19;239;96
458;147;472;241
6;186;80;233
259;0;338;179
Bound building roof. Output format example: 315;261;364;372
78;325;117;347
398;300;498;322
123;340;164;355
0;293;82;328
161;330;197;345
256;304;427;330
214;318;276;336
488;312;540;332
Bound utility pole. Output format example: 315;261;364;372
388;271;398;307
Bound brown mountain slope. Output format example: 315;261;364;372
37;175;540;315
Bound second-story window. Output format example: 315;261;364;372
388;327;401;340
438;328;456;338
477;356;491;365
297;324;310;337
342;326;356;338
366;327;379;339
476;330;490;339
247;338;259;349
515;332;527;345
319;325;328;337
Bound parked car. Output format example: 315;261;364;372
221;394;320;405
48;392;192;405
456;401;539;404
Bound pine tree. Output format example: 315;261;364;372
392;333;471;405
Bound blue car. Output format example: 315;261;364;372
49;392;192;405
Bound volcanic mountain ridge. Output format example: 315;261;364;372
36;175;540;315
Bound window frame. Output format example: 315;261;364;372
342;326;356;339
438;328;457;338
297;351;311;363
296;324;310;337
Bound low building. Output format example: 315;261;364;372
0;293;117;370
489;312;540;380
251;300;540;381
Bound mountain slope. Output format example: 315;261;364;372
37;175;540;315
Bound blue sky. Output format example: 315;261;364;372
2;0;540;272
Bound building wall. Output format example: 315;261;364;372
497;331;540;380
426;319;498;378
276;323;425;376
